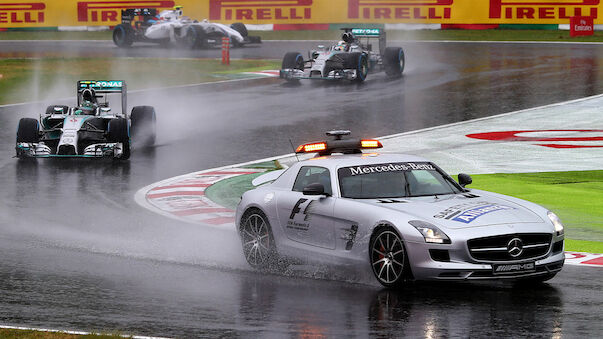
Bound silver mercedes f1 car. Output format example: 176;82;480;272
236;132;565;287
15;80;156;160
279;28;404;82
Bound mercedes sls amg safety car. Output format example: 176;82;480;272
279;28;404;82
15;80;156;160
112;7;261;49
236;131;565;287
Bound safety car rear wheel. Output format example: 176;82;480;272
345;52;368;82
16;118;40;144
130;106;156;147
370;226;409;288
240;208;278;269
384;47;405;78
112;24;134;48
107;118;130;160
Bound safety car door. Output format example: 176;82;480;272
276;166;336;250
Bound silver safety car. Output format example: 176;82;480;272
279;28;404;82
15;80;156;160
236;131;565;287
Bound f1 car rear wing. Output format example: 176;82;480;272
120;8;157;24
341;27;386;55
77;80;127;115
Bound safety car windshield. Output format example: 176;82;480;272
338;162;462;199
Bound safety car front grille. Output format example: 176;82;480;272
467;233;552;262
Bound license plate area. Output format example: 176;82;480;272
492;262;536;275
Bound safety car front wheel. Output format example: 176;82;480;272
384;47;405;78
112;24;134;48
370;226;409;288
240;208;278;269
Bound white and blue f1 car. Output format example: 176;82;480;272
236;131;565;287
15;80;156;160
280;28;404;82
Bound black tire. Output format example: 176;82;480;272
384;47;405;77
282;52;304;70
45;105;69;115
344;52;368;82
179;25;206;49
16;118;39;143
230;22;248;37
112;24;134;48
369;226;409;288
240;208;278;269
107;118;130;160
130;106;156;147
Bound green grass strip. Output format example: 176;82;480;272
0;57;280;105
470;170;603;252
5;28;603;42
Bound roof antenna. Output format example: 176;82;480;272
289;138;300;162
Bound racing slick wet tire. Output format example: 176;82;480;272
384;47;405;78
130;106;156;147
16;118;39;143
239;208;278;269
180;26;206;49
112;24;135;48
230;22;248;37
369;226;411;288
45;105;69;115
345;52;369;82
281;52;305;82
107;118;130;160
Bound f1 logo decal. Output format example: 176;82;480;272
289;198;314;221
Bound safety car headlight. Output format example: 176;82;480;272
409;220;451;244
547;211;564;236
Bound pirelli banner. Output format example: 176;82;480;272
2;0;603;28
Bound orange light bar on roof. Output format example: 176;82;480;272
296;142;327;153
360;139;382;148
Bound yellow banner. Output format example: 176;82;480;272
1;0;603;28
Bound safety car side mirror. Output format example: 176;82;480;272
303;183;328;196
458;173;472;188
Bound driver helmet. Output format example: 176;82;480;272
174;5;183;17
334;41;346;51
81;88;96;103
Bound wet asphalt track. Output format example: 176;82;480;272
0;40;602;337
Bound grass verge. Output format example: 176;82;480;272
0;57;280;105
470;170;603;252
0;329;127;338
4;29;603;42
204;161;282;210
206;167;603;253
